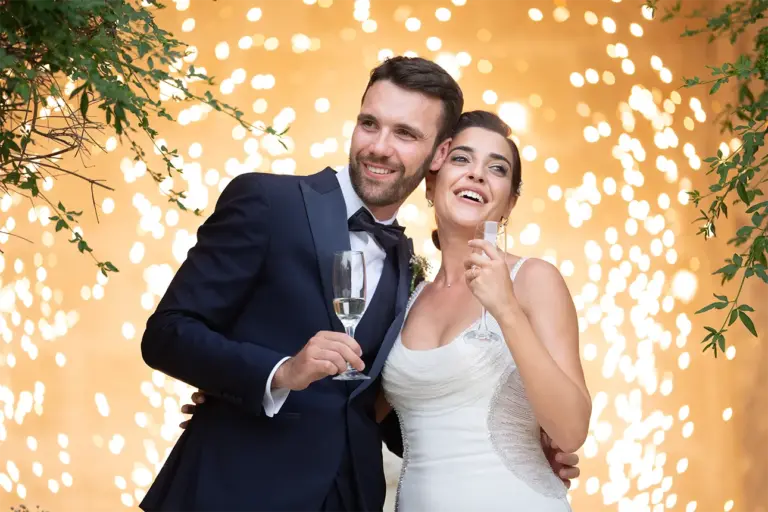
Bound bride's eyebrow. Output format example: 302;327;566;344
449;145;474;155
488;153;512;167
450;146;511;167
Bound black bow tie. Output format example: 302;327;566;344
348;207;406;252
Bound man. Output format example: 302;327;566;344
140;56;579;511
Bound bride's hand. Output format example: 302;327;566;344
464;240;518;318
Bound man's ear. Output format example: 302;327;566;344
425;170;437;203
429;138;451;171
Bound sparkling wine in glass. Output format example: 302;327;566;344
463;220;507;344
332;250;370;380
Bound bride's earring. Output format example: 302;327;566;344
427;199;434;208
500;216;508;228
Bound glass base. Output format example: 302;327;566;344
333;368;371;380
463;329;502;344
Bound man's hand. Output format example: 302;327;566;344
179;391;206;429
541;429;580;488
273;331;364;391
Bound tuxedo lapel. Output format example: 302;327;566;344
300;168;349;332
398;237;414;314
350;238;413;400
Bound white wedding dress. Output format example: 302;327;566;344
382;258;571;511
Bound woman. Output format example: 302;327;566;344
379;111;590;511
179;111;589;510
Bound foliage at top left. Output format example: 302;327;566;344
0;0;285;276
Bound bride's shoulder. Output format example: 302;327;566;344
504;255;563;283
505;255;572;302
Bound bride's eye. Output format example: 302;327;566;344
451;155;469;164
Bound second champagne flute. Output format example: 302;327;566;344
332;250;370;380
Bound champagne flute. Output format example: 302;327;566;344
332;251;370;380
463;220;507;344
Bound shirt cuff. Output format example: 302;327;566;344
262;356;291;417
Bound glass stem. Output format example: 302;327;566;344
344;323;356;371
478;307;489;333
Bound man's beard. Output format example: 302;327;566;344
349;151;435;208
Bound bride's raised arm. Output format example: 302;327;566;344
465;242;592;453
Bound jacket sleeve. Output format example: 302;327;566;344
141;173;285;414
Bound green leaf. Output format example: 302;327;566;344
728;310;738;325
738;304;754;312
69;82;88;100
737;181;751;205
716;334;726;353
2;171;20;185
739;311;757;337
80;91;89;119
696;302;723;314
746;201;768;213
19;177;40;196
77;239;92;253
16;81;31;102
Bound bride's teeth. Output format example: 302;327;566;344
458;190;485;204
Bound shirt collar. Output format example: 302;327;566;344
335;165;397;225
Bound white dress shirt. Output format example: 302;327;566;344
262;166;397;416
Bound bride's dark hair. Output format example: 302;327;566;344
431;110;522;250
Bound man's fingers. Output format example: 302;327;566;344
181;404;196;415
329;341;365;371
319;332;362;356
191;391;205;404
316;349;348;374
320;359;339;377
179;420;189;429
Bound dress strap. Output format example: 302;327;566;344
405;280;428;313
509;257;528;281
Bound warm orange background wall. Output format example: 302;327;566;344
1;1;766;511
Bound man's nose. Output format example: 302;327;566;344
368;132;395;159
